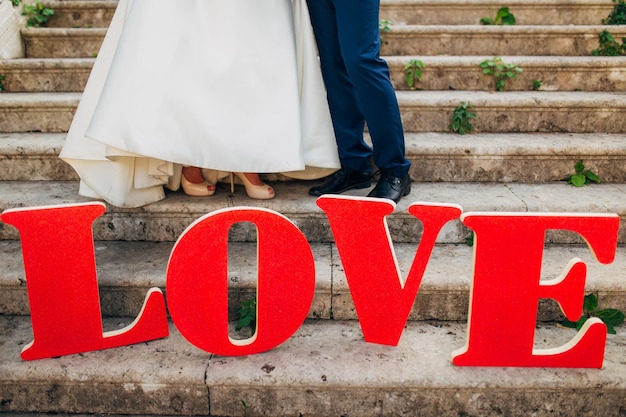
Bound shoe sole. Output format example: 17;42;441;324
309;181;371;196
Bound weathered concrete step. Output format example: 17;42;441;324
38;0;616;30
3;132;626;183
1;316;626;416
0;92;79;133
406;132;626;183
381;25;626;56
3;91;625;133
39;0;617;30
0;58;93;92
398;90;626;133
4;55;626;93
22;28;105;59
388;55;626;92
380;0;615;25
1;181;626;244
22;25;626;59
0;133;77;181
2;238;625;323
44;0;117;28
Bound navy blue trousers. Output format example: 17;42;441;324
306;0;410;178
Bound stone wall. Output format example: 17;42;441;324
0;0;24;59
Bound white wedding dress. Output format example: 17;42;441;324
60;0;339;208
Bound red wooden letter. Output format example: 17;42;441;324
452;213;619;368
0;203;169;360
317;196;462;345
166;207;315;356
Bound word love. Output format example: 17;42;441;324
0;196;620;368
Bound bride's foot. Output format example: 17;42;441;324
230;172;275;200
181;166;216;196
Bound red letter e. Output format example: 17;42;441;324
453;213;619;368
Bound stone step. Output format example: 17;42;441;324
2;91;625;133
0;58;93;92
380;0;615;25
407;132;626;183
44;0;117;28
38;0;616;30
1;181;625;243
381;25;626;57
397;90;626;133
4;55;626;93
1;237;625;323
1;316;625;416
0;92;79;133
21;25;626;59
388;55;626;92
22;28;105;59
0;133;77;181
3;132;626;184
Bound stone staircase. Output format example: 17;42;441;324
1;0;626;415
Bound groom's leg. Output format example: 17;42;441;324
306;0;373;174
332;0;410;178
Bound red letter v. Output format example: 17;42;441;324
317;196;461;345
1;203;168;360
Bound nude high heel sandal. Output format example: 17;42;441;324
229;172;275;200
181;167;216;196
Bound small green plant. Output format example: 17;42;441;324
379;19;393;42
12;0;22;6
532;79;543;91
0;75;5;93
603;0;626;25
449;102;476;135
567;160;600;186
592;30;626;56
561;293;625;334
22;0;54;28
404;59;425;90
241;400;249;417
480;7;516;25
379;19;393;34
479;56;523;91
465;231;475;247
235;299;256;332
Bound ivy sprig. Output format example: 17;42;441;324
561;293;625;334
22;0;54;28
480;7;516;25
449;101;476;135
567;160;600;187
235;299;256;332
405;59;425;90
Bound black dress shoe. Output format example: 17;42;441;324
309;167;372;196
367;171;411;203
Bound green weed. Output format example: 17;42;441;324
561;293;625;334
480;7;516;25
480;56;523;92
23;0;54;27
449;102;476;135
405;59;425;90
567;160;600;186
